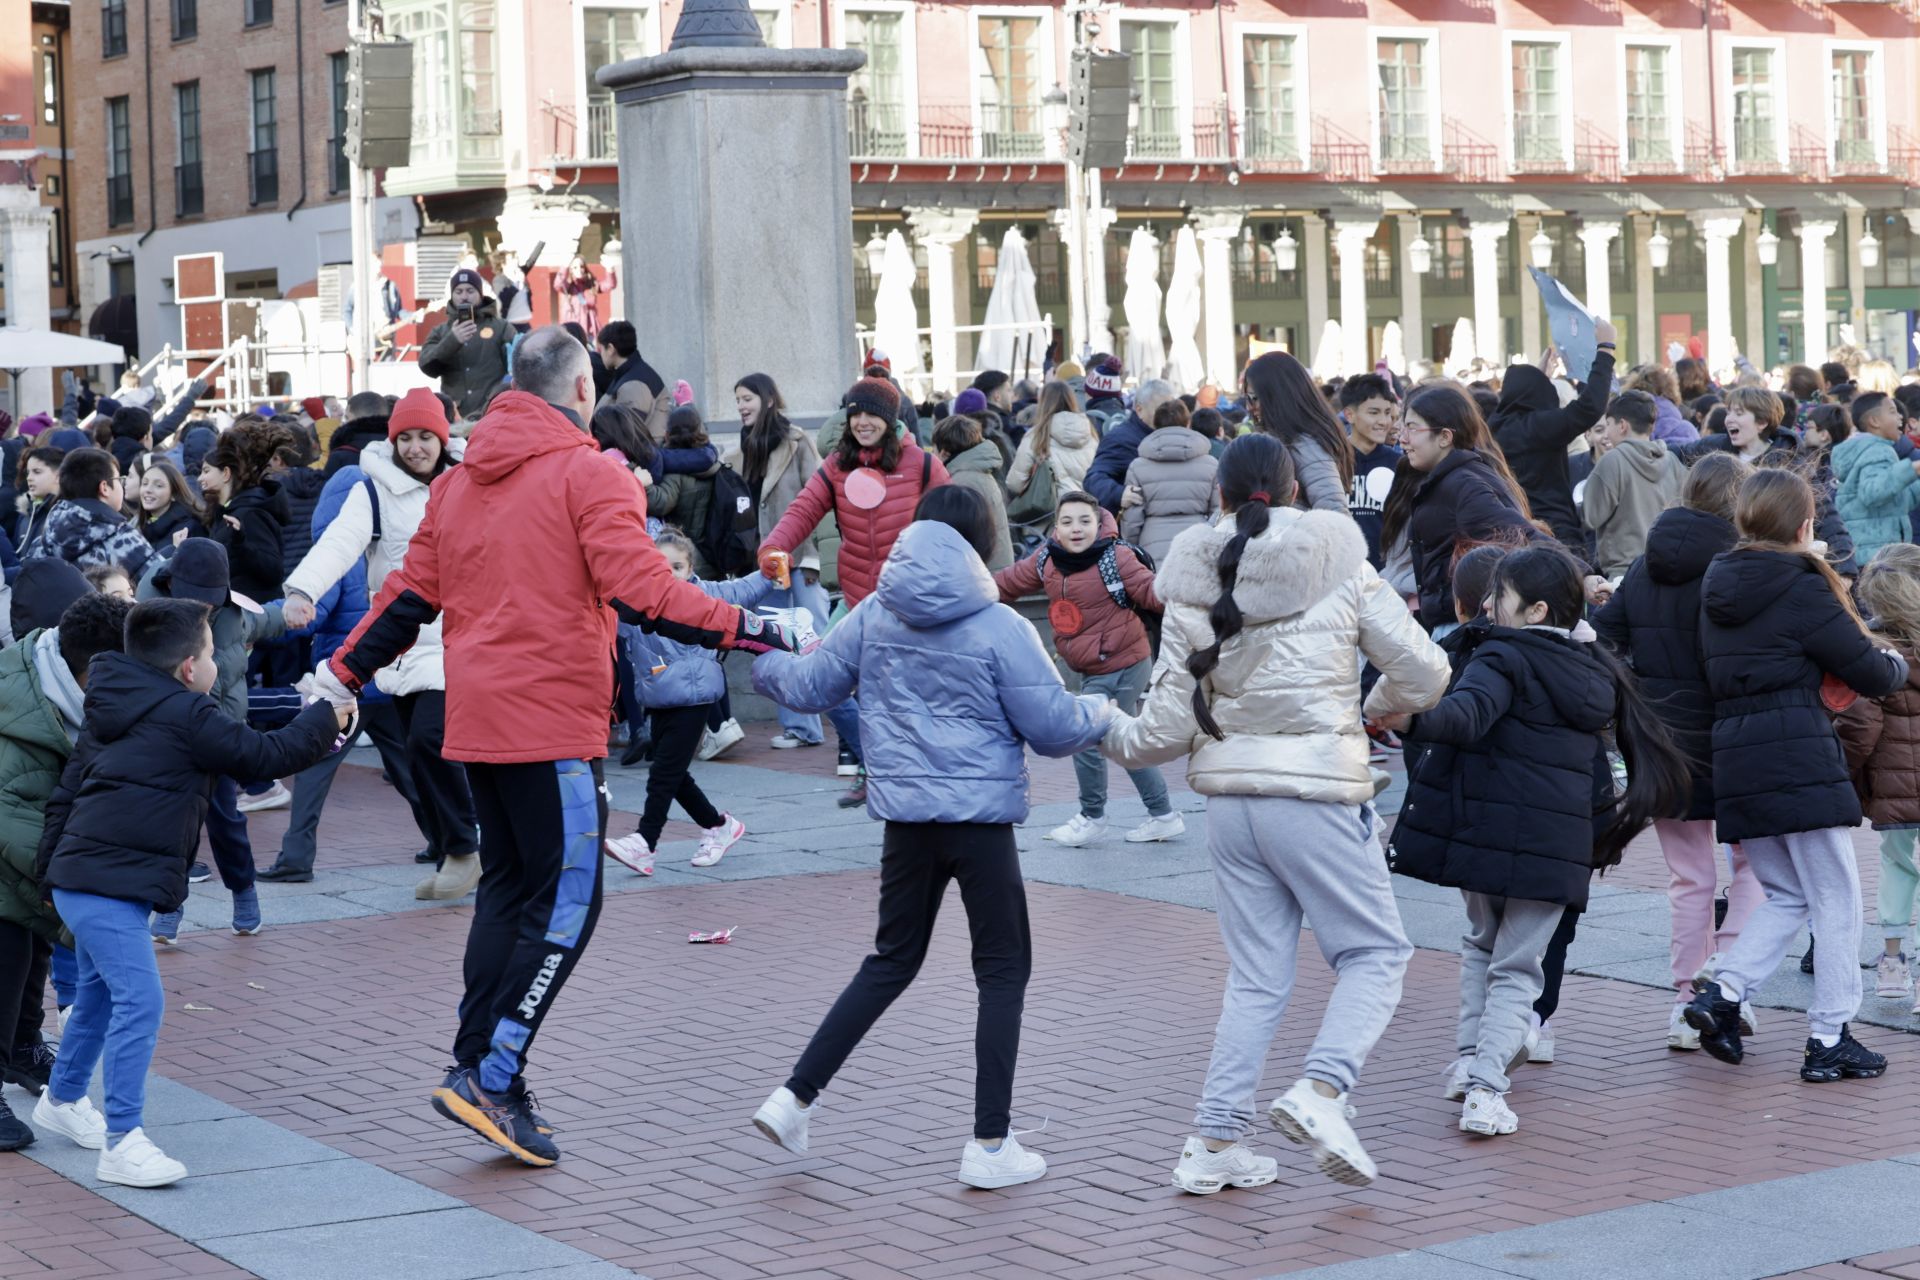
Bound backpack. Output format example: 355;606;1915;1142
701;463;759;578
1033;539;1154;611
1006;451;1058;526
360;476;382;544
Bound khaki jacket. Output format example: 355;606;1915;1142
723;427;827;573
1106;507;1450;802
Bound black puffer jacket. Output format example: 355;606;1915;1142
1678;437;1858;575
210;480;288;602
1406;449;1544;630
1392;627;1615;907
276;466;328;577
1701;548;1907;842
34;652;337;913
1592;506;1734;821
139;501;205;548
1489;350;1615;548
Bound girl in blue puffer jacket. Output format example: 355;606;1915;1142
602;530;775;877
747;486;1114;1191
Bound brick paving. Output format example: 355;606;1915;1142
0;1160;249;1279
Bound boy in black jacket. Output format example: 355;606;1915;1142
28;598;347;1189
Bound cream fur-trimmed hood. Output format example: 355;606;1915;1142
1156;506;1368;622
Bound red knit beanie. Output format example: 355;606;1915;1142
389;386;451;445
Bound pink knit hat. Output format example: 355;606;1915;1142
673;380;694;407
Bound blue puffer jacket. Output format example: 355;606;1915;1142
300;465;387;704
753;520;1112;823
631;572;777;709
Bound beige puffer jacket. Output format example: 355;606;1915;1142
1105;505;1450;802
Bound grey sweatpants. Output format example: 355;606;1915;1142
1716;826;1862;1038
1458;893;1565;1094
1193;795;1413;1142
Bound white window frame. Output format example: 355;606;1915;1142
1616;35;1684;173
571;1;656;161
1114;9;1193;159
750;0;792;48
1502;32;1571;171
968;6;1057;163
1824;39;1886;171
174;80;198;168
1231;23;1308;166
1724;36;1788;171
835;0;919;159
1368;27;1441;172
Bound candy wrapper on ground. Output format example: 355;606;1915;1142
689;926;738;944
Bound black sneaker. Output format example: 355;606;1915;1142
430;1066;559;1166
257;863;314;883
0;1094;32;1151
1682;977;1745;1065
1801;1025;1887;1083
836;770;867;809
187;862;212;884
506;1083;556;1137
3;1040;56;1095
1713;892;1729;931
413;848;438;864
619;732;652;767
836;744;859;777
1800;937;1816;974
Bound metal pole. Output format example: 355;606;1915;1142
347;0;375;394
1064;156;1089;360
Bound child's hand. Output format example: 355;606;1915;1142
333;701;356;730
1582;574;1614;607
1370;713;1410;734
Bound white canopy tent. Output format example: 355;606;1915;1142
871;230;926;395
1122;227;1165;383
974;228;1049;381
1310;320;1344;376
1380;320;1407;377
1163;226;1204;393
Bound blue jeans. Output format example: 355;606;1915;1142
1074;658;1169;820
51;943;76;1007
49;889;164;1136
767;573;834;744
203;775;256;892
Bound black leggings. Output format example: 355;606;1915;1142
0;921;50;1065
1533;905;1581;1022
639;704;723;847
395;690;479;862
786;822;1031;1139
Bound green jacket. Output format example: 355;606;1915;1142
418;300;515;420
648;464;719;577
0;630;76;940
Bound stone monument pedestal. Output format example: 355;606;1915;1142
598;47;865;428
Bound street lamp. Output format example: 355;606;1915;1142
1648;228;1671;272
1528;227;1554;271
1755;225;1780;267
1273;226;1298;273
863;228;887;279
1408;231;1432;275
1860;227;1881;269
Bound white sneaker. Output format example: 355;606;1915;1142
1170;1136;1278;1195
96;1128;187;1188
235;781;292;813
1459;1087;1519;1137
768;733;818;750
697;718;745;761
1528;1020;1555;1064
1876;952;1912;998
604;833;654;876
1268;1079;1377;1187
957;1132;1047;1189
692;814;746;868
1739;1001;1759;1035
1047;814;1106;847
1668;1005;1701;1051
32;1092;107;1149
1441;1056;1472;1101
1694;951;1722;986
57;1006;70;1033
1125;812;1186;843
752;1086;811;1152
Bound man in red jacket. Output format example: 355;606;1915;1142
315;326;793;1167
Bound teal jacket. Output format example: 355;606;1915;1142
0;630;77;939
1833;432;1920;569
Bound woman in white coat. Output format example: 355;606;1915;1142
1006;380;1098;502
281;388;481;900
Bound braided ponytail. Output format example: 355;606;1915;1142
1189;433;1295;740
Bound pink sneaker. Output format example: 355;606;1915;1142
692;814;746;868
604;833;654;875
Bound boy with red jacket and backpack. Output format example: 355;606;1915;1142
995;491;1181;846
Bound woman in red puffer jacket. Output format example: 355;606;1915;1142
758;376;949;804
760;377;949;608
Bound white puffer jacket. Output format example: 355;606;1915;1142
1106;505;1450;802
1006;411;1098;499
286;438;464;696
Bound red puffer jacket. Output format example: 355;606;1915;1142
763;437;950;606
994;508;1160;676
331;392;743;764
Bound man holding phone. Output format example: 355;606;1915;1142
419;268;515;421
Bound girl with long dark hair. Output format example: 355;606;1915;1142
1105;433;1451;1193
1240;351;1352;513
128;454;206;548
1378;544;1689;1138
723;372;835;752
199;416;296;603
1687;469;1908;1082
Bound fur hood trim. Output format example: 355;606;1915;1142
1156;506;1367;621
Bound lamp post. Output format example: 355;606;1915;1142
1860;227;1881;270
1529;227;1554;271
1046;83;1088;358
1648;228;1671;272
1273;225;1298;273
863;228;887;280
1408;230;1432;275
1755;224;1779;267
